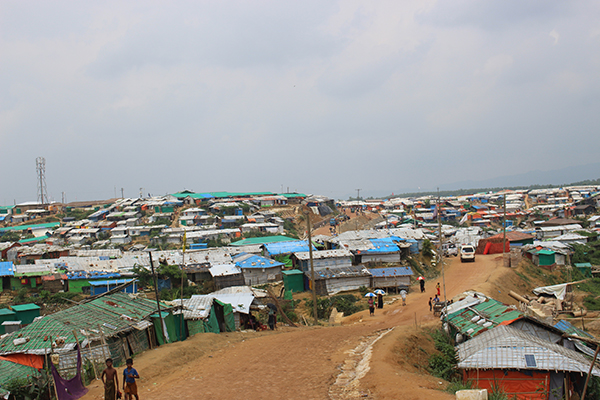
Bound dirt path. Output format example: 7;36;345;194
81;255;507;400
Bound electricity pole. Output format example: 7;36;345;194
306;213;318;323
437;189;448;330
149;251;167;344
502;193;507;267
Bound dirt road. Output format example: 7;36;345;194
82;255;507;400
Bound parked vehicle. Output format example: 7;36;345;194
443;243;458;257
460;244;476;262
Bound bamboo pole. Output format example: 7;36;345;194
84;331;99;380
581;344;600;400
50;336;61;400
72;330;87;384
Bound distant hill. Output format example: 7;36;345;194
378;163;600;199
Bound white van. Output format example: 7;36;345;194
460;245;476;263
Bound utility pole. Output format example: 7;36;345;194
121;188;124;199
306;213;318;323
180;232;186;340
437;189;448;331
149;251;167;344
356;189;361;201
502;193;507;267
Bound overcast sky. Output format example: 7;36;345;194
1;1;599;203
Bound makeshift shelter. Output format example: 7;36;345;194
89;279;138;296
209;264;244;289
368;266;413;290
447;297;522;341
263;240;316;267
0;261;15;291
457;325;600;400
0;292;172;375
291;249;353;272
233;253;284;285
476;231;534;254
308;266;372;296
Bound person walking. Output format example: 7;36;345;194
419;278;425;293
436;282;441;297
400;289;407;306
428;297;433;312
377;293;384;309
368;297;375;316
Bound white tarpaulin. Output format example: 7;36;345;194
532;283;568;300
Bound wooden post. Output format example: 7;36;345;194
97;324;110;361
581;344;600;400
266;288;297;327
49;336;61;400
84;331;99;380
72;330;87;383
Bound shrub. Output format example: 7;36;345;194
427;329;458;381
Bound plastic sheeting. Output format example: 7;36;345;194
532;283;568;300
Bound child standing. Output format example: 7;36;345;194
101;358;119;400
123;358;140;400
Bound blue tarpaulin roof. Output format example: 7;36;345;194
67;271;121;280
554;320;594;339
233;253;284;269
264;240;316;256
368;266;413;277
89;279;134;286
360;238;401;254
0;261;15;277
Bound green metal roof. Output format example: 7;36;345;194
538;250;555;255
447;298;523;338
18;235;49;244
209;191;275;198
575;263;592;268
10;304;41;312
0;293;171;355
282;269;304;275
230;235;298;246
0;308;16;316
0;359;39;388
281;193;306;198
0;222;59;233
0;206;15;211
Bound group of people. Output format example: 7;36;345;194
101;358;140;400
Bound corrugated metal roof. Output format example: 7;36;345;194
293;249;353;261
311;266;371;280
448;298;522;338
177;295;214;319
457;325;600;376
209;264;241;277
211;293;254;314
553;320;594;339
0;261;15;277
368;266;413;277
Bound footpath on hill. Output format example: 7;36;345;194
81;255;506;400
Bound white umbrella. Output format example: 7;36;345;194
364;292;376;298
374;289;386;295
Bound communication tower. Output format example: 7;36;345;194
36;157;49;204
